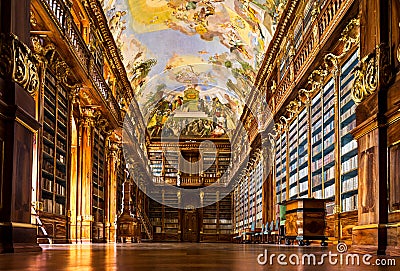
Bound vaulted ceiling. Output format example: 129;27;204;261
101;0;285;138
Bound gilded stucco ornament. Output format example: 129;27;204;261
286;99;302;119
298;88;314;104
30;10;38;27
352;44;392;104
30;36;55;59
340;18;360;53
398;23;400;63
0;34;40;96
308;68;327;92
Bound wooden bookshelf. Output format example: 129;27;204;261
339;51;359;212
273;50;360;220
39;71;69;243
233;160;263;234
92;128;106;242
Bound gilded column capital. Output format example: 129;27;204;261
279;115;290;132
30;36;55;62
311;1;320;20
107;140;120;159
68;85;81;105
285;100;302;120
80;106;97;128
298;88;314;105
308;68;327;92
0;33;40;96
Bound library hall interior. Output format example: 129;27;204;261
0;0;399;270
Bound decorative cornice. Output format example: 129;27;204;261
86;0;147;129
254;0;300;89
0;34;40;96
86;0;133;101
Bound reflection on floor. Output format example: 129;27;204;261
0;243;398;271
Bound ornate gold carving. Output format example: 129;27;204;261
107;140;120;158
286;100;302;119
0;34;40;96
397;23;400;63
30;36;55;59
340;18;360;53
298;88;314;104
352;53;377;103
324;18;360;73
30;10;38;27
80;106;97;128
352;44;392;104
308;68;327;92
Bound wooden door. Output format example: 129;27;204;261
183;209;199;242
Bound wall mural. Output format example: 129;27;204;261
101;0;283;137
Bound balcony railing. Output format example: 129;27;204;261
39;0;121;123
273;0;349;109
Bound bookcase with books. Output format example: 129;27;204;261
233;158;264;234
254;161;263;225
322;78;335;205
218;194;232;236
340;50;359;212
217;151;230;181
275;137;282;204
297;108;308;197
288;115;299;199
149;199;163;239
275;132;287;204
39;71;69;242
116;154;125;217
234;181;244;232
149;150;163;183
200;151;217;183
164;150;179;185
311;91;323;199
92;128;106;242
273;50;360;223
202;202;218;235
163;207;179;235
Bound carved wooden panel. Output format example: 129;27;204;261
14;137;32;223
389;143;400;211
0;138;3;210
285;213;298;237
359;147;376;214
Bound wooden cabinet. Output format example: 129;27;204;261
283;198;327;246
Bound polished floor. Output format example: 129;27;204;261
0;243;398;271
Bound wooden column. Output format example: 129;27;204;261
306;100;312;198
69;89;80;243
285;129;290;201
0;0;42;253
105;139;119;242
76;107;95;242
333;66;342;243
351;0;390;255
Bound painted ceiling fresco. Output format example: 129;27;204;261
101;0;286;137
